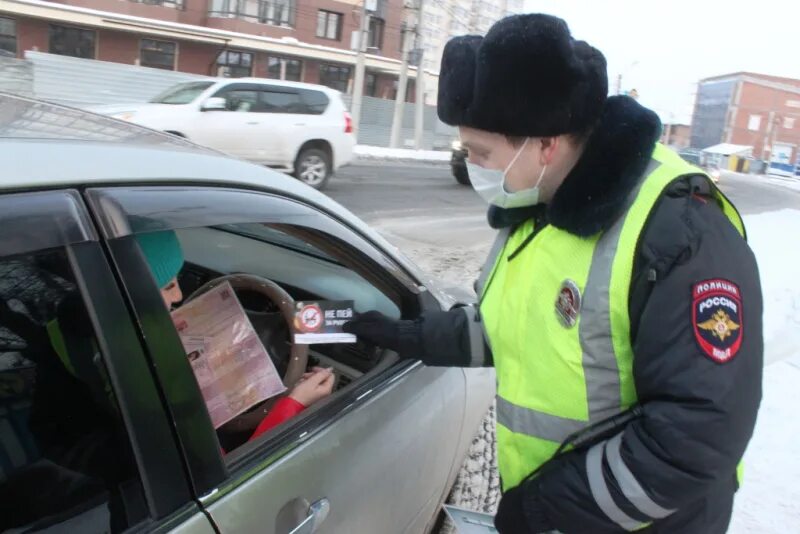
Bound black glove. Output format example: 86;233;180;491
494;480;553;533
343;311;422;357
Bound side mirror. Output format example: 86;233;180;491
201;97;227;111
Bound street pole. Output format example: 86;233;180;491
413;0;425;149
615;73;622;95
350;1;370;139
389;24;411;148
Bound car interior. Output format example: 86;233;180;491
171;223;407;452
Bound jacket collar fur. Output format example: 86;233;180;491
488;96;662;237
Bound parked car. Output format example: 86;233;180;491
90;78;355;190
0;93;494;534
451;139;470;185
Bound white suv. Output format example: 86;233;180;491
93;79;355;189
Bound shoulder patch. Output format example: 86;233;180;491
692;279;743;363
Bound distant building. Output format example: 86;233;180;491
418;0;524;74
661;123;691;149
690;72;800;172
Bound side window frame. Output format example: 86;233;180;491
85;185;430;491
0;190;194;525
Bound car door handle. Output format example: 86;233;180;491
288;498;330;534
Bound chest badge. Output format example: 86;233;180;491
556;279;582;328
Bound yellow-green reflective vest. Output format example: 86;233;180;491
480;144;745;490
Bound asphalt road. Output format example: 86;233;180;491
327;162;800;254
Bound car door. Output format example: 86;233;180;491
256;85;307;167
187;83;269;162
85;185;468;534
0;189;214;534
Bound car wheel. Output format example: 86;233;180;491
295;148;331;189
453;165;471;186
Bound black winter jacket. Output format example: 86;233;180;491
404;97;763;533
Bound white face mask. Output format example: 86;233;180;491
466;137;547;209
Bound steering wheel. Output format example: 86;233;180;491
185;274;309;436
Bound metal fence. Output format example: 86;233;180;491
0;51;455;149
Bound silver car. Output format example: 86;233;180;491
0;94;494;534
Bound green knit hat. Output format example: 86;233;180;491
135;230;184;289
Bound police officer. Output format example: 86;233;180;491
344;13;763;534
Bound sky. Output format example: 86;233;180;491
521;0;800;124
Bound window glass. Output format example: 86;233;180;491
49;25;96;59
259;90;304;113
258;0;294;26
0;17;16;57
316;11;342;40
216;88;261;112
0;248;146;532
368;17;385;49
267;56;302;82
299;89;329;115
319;64;351;93
150;81;214;104
217;50;253;78
365;73;377;97
140;39;176;70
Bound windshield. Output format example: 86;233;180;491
150;81;214;104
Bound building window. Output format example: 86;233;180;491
316;10;342;40
319;63;351;93
140;39;176;70
267;56;302;81
0;17;16;57
133;0;185;8
748;114;762;132
208;0;295;27
368;17;385;49
217;50;253;78
784;117;796;130
49;24;96;59
259;0;294;26
365;72;377;97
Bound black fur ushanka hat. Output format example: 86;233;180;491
437;14;608;137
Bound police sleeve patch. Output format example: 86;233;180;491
692;279;743;363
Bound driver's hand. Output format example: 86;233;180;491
289;367;335;407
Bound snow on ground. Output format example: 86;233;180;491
395;207;800;533
353;145;450;162
763;174;800;193
729;209;800;533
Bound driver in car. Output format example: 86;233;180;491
136;230;334;446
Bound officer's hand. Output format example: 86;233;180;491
343;311;403;352
494;480;551;533
494;483;535;533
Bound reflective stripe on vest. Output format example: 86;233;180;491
480;143;745;490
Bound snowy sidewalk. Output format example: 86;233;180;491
728;208;800;532
353;145;451;163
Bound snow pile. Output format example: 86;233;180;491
354;145;451;162
729;209;800;532
743;209;800;365
729;354;800;533
764;174;800;193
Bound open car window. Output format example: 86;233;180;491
87;186;421;483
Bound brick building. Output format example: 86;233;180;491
0;0;423;101
691;72;800;168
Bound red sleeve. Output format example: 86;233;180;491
249;397;306;441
